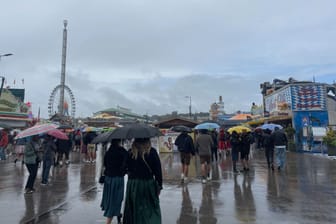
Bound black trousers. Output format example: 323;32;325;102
211;147;218;162
25;163;38;190
265;147;274;167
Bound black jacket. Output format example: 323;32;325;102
271;130;288;146
174;133;195;154
126;147;163;189
104;145;128;177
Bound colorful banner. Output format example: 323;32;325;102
291;84;326;111
159;129;179;153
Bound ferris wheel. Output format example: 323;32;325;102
48;84;76;118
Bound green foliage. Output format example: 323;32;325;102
323;130;336;147
285;126;295;140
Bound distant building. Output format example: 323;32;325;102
85;106;146;127
0;88;31;128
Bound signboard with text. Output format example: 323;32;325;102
264;86;292;116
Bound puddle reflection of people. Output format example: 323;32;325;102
176;186;197;224
211;163;221;197
267;172;292;213
199;184;217;224
242;174;256;222
20;194;35;223
234;174;256;223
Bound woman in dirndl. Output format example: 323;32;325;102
123;138;163;224
100;139;128;224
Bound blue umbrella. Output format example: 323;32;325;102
194;122;220;130
260;123;283;131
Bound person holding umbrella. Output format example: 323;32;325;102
174;130;195;182
23;135;40;194
271;127;288;171
100;139;128;224
40;134;57;185
123;138;163;224
195;129;214;184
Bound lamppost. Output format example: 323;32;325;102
185;96;192;118
0;53;13;97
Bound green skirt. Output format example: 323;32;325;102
100;176;124;218
123;178;161;224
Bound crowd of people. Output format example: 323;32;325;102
174;126;289;183
0;123;289;224
0;127;100;193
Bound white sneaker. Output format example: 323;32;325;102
202;178;206;184
207;176;211;181
181;173;184;180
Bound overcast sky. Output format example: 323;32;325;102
1;0;336;118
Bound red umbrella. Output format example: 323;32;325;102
47;129;69;140
15;123;59;139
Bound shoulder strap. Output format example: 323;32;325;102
143;157;153;174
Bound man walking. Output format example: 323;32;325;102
271;127;288;171
195;129;213;184
175;131;195;182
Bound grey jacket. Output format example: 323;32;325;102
24;142;37;165
195;133;213;156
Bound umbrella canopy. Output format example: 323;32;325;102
170;125;192;133
15;123;59;139
92;131;113;144
107;123;163;140
227;125;251;134
194;122;220;130
260;123;283;131
47;129;69;140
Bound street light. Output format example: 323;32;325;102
185;96;192;118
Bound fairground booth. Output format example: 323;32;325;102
154;117;198;153
262;79;336;152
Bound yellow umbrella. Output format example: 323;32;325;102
227;125;251;134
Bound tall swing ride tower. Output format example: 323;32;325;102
48;20;76;118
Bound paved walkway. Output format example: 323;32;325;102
0;150;336;223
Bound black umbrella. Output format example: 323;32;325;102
170;125;192;133
92;131;113;144
107;124;163;140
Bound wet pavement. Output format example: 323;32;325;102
1;150;336;223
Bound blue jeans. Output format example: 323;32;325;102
0;147;6;160
42;159;53;184
275;146;286;169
